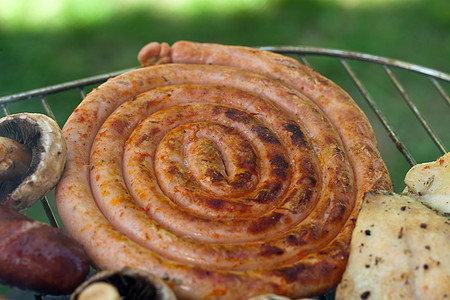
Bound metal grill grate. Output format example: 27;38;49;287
0;47;449;299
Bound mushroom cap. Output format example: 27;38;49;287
247;295;317;300
77;282;121;300
70;267;177;300
0;113;67;211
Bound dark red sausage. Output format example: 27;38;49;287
0;205;90;295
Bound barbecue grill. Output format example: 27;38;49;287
0;46;448;300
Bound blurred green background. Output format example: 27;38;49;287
0;0;449;297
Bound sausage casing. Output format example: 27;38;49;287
56;41;392;299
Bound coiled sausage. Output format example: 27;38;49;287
56;41;392;299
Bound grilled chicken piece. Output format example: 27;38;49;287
404;152;450;217
336;190;450;300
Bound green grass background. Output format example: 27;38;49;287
1;0;449;297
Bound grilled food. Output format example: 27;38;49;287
55;41;391;299
336;153;450;300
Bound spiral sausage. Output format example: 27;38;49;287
55;41;392;299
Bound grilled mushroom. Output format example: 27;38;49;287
70;267;177;300
247;295;293;300
248;294;318;300
77;282;121;300
0;113;67;211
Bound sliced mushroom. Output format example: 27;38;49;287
247;294;293;300
70;267;177;300
77;282;121;300
247;294;319;300
0;113;67;211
